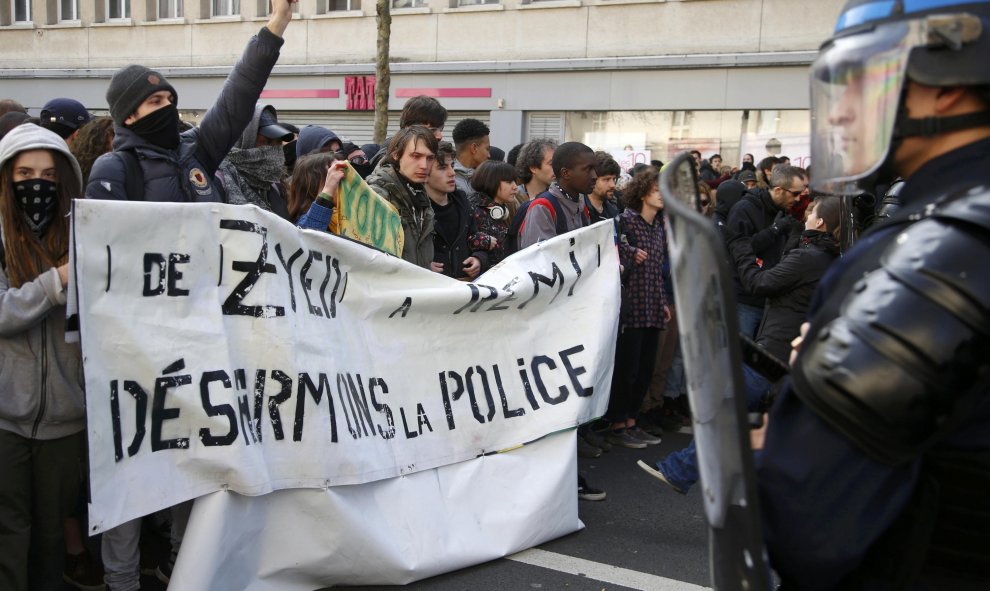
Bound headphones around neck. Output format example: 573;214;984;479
488;204;509;221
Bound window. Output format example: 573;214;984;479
563;110;811;170
59;0;79;21
13;0;30;22
391;0;425;8
212;0;238;16
158;0;182;18
320;0;359;11
456;0;498;5
107;0;130;19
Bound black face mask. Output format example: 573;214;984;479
12;178;59;237
352;162;375;179
127;103;181;150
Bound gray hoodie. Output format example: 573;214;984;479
0;124;86;440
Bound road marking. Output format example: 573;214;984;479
506;548;711;591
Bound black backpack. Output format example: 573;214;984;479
115;149;144;201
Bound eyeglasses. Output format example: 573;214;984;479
777;186;808;197
349;156;369;166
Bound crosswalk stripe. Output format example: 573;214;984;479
506;548;711;591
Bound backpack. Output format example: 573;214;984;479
115;149;144;201
504;191;585;255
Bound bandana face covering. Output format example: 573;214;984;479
13;178;59;237
127;103;181;150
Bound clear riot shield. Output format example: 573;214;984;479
660;153;770;591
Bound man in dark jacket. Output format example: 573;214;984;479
724;164;807;336
729;195;841;362
83;2;296;589
639;195;841;496
216;104;294;220
84;0;294;205
424;142;487;279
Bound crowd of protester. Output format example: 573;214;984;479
0;0;867;585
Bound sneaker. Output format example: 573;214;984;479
637;459;687;494
605;429;647;449
635;415;665;437
155;551;176;584
577;435;603;458
582;428;612;452
578;481;607;501
627;426;662;445
63;551;106;591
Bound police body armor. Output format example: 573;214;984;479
792;184;990;588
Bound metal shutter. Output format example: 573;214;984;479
525;112;564;143
281;111;491;145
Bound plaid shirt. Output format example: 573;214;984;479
617;208;669;329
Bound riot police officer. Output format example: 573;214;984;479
757;0;990;589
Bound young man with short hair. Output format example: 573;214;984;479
423;142;487;280
399;95;448;141
450;118;490;197
518;141;596;250
366;126;439;268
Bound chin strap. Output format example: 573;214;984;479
897;109;990;137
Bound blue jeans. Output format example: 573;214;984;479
655;365;770;492
737;303;765;339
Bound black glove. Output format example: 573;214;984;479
771;212;802;236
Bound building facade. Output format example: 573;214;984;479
0;0;842;165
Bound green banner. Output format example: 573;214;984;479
332;163;404;257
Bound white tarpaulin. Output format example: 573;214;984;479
171;430;580;590
72;201;619;535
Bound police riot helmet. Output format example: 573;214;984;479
810;0;990;194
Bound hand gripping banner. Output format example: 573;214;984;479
71;201;619;533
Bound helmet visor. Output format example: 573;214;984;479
809;20;927;194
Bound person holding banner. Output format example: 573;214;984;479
0;123;86;591
366;126;438;268
84;0;299;587
426;141;487;279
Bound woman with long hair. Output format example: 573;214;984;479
0;124;87;590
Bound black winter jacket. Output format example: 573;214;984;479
725;188;791;306
730;230;839;361
85;27;284;203
431;190;489;280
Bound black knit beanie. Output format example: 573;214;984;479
106;64;178;126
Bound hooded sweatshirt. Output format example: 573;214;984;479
295;125;340;160
0;124;86;440
215;105;291;220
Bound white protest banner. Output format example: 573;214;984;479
72;201;619;533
